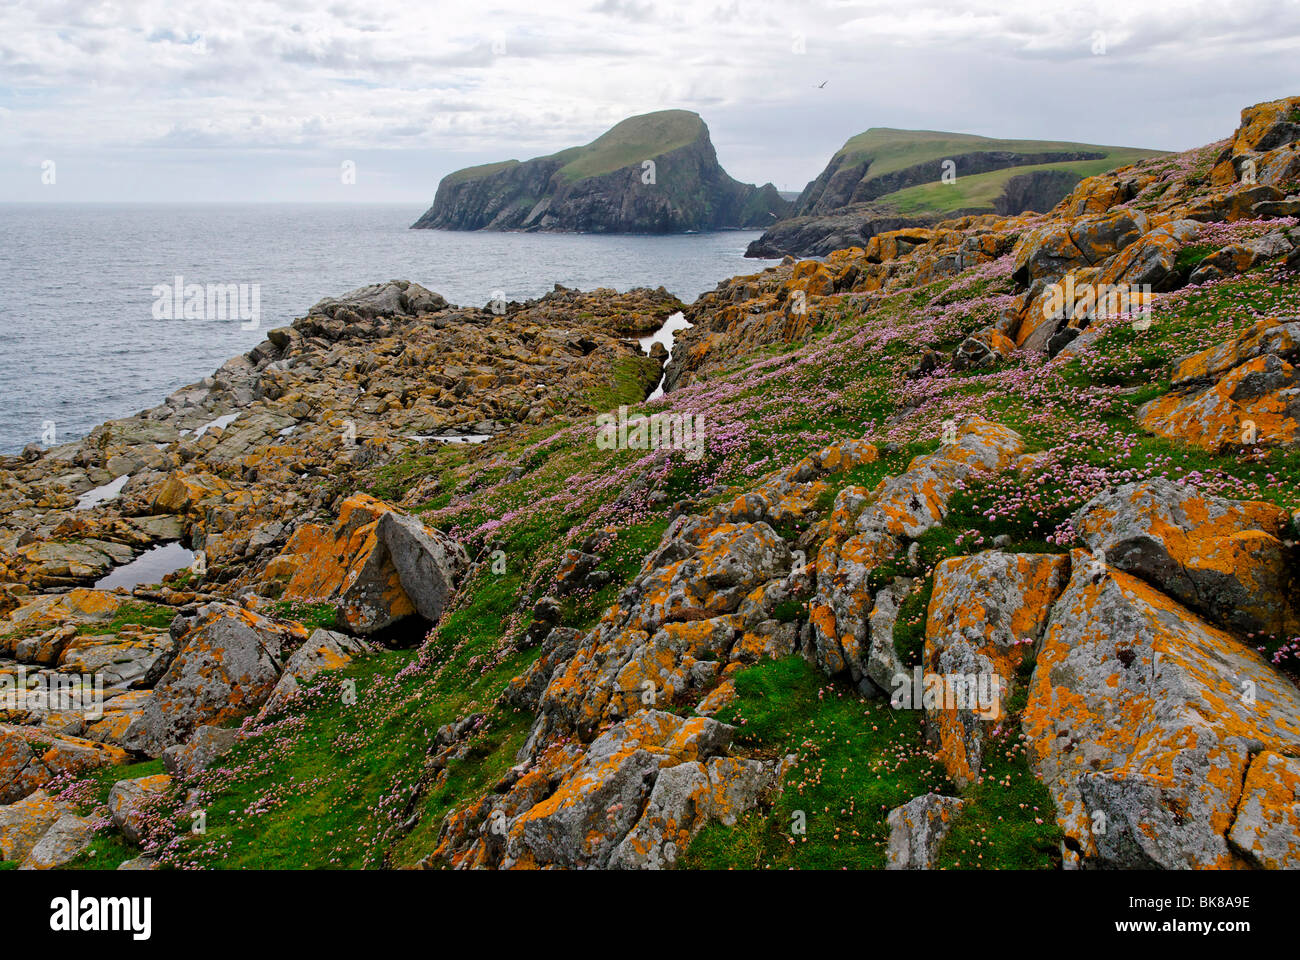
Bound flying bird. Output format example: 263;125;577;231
817;80;828;88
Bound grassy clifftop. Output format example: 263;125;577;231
415;109;787;232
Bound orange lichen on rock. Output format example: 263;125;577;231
1022;552;1300;869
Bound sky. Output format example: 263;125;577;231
1;0;1297;203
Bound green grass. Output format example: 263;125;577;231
801;127;1162;218
682;656;952;869
885;153;1156;215
77;601;175;636
557;110;704;182
584;355;663;411
441;159;521;186
440;110;706;188
270;600;340;632
832;128;1159;175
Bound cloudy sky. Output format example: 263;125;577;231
2;0;1297;203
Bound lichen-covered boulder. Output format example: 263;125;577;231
1211;95;1300;187
502;711;735;869
526;518;791;744
1011;209;1146;285
1138;319;1300;452
0;724;128;803
811;419;1024;681
273;493;467;635
260;628;374;716
952;328;1015;371
0;589;123;657
161;724;241;780
1022;552;1300;869
122;605;308;757
107;773;172;844
923;551;1069;786
1227;752;1300;869
885;794;965;869
863;576;916;694
17;812;94;869
608;755;777;869
1071;478;1298;637
0;789;73;862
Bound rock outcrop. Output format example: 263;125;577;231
746;128;1160;258
270;494;468;636
413;110;789;234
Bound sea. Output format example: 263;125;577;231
0;203;769;454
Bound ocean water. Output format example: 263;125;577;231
0;203;768;454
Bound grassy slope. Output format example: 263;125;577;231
885;151;1159;215
52;146;1300;871
440;111;706;187
557;110;705;182
833;127;1158;176
815;127;1163;217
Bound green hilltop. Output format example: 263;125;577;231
440;110;707;187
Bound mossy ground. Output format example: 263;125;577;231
77;601;175;636
682;657;952;869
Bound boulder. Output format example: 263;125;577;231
863;576;916;694
307;280;447;320
811;419;1024;680
885;794;965;869
107;773;172;844
1138;320;1300;452
1022;553;1300;869
1011;209;1146;285
500;711;737;869
1227;751;1300;869
122;606;308;757
0;789;74;862
18;812;95;869
607;755;776;869
161;724;241;779
260;628;375;715
1071;479;1298;636
275;493;467;636
952;328;1015;371
923;551;1069;786
0;724;128;803
57;630;174;688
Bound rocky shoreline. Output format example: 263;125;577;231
3;95;1300;872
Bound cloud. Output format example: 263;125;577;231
0;0;1295;200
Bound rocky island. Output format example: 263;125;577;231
2;95;1300;873
747;128;1164;258
411;109;790;233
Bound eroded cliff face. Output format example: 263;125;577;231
413;117;789;233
